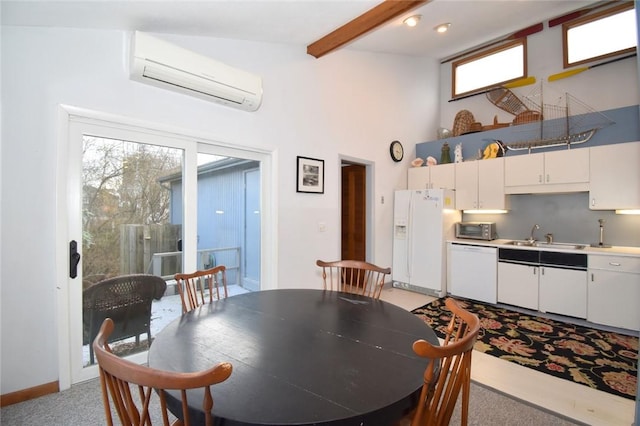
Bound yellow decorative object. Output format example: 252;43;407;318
482;140;506;159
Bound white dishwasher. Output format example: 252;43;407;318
448;243;497;304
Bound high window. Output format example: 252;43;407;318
563;3;636;67
452;39;527;98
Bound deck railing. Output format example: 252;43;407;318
148;246;241;284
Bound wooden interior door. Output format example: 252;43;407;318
341;164;366;262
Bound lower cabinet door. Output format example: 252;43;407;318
588;270;640;331
498;262;538;310
539;267;587;318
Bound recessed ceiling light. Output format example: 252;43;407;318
403;15;422;27
435;23;451;33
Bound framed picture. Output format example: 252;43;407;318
296;156;324;194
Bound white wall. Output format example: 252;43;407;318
0;26;439;394
439;23;639;134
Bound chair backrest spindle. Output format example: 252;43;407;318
316;259;391;299
405;298;480;426
174;266;229;313
94;318;232;426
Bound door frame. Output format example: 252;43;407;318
241;167;261;291
339;155;375;263
56;105;277;389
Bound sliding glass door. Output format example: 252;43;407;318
61;112;268;385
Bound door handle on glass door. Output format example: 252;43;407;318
69;240;81;279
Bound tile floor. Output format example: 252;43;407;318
378;285;636;426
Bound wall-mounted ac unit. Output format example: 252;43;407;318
130;31;263;112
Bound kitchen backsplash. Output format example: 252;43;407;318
463;192;640;247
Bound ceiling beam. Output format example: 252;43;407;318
306;0;429;59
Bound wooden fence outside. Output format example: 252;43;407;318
120;224;181;276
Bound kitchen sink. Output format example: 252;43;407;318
534;242;586;250
505;240;586;250
505;240;535;246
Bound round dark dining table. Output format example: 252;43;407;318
148;289;439;426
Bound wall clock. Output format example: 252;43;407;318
390;140;404;162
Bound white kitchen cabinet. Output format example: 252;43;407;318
407;166;429;189
499;263;587;318
546;150;590;184
455;158;507;210
407;163;455;190
538;267;587;319
500;249;587;317
588;255;640;331
504;149;589;194
430;163;456;189
497;262;539;310
589;142;640;210
504;152;543;187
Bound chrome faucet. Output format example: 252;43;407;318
527;224;540;243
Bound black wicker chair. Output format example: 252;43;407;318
82;274;167;364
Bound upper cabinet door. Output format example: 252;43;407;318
429;163;455;190
478;158;506;209
505;153;544;186
505;149;590;194
407;164;455;190
589;142;640;210
454;161;478;210
544;149;589;184
407;166;430;190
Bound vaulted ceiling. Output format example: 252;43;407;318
2;0;595;60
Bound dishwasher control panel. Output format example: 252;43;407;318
540;251;587;269
498;248;539;264
498;248;587;270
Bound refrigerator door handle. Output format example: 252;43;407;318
406;192;413;277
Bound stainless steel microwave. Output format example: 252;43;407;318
455;222;497;240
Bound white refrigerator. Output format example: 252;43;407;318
392;189;460;297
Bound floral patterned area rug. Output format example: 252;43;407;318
412;297;638;400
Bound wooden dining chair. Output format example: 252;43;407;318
398;298;481;426
174;265;228;313
93;318;232;426
316;259;391;299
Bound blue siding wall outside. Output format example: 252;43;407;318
169;160;260;287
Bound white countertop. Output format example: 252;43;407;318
448;238;640;257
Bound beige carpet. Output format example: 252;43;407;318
1;377;582;425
